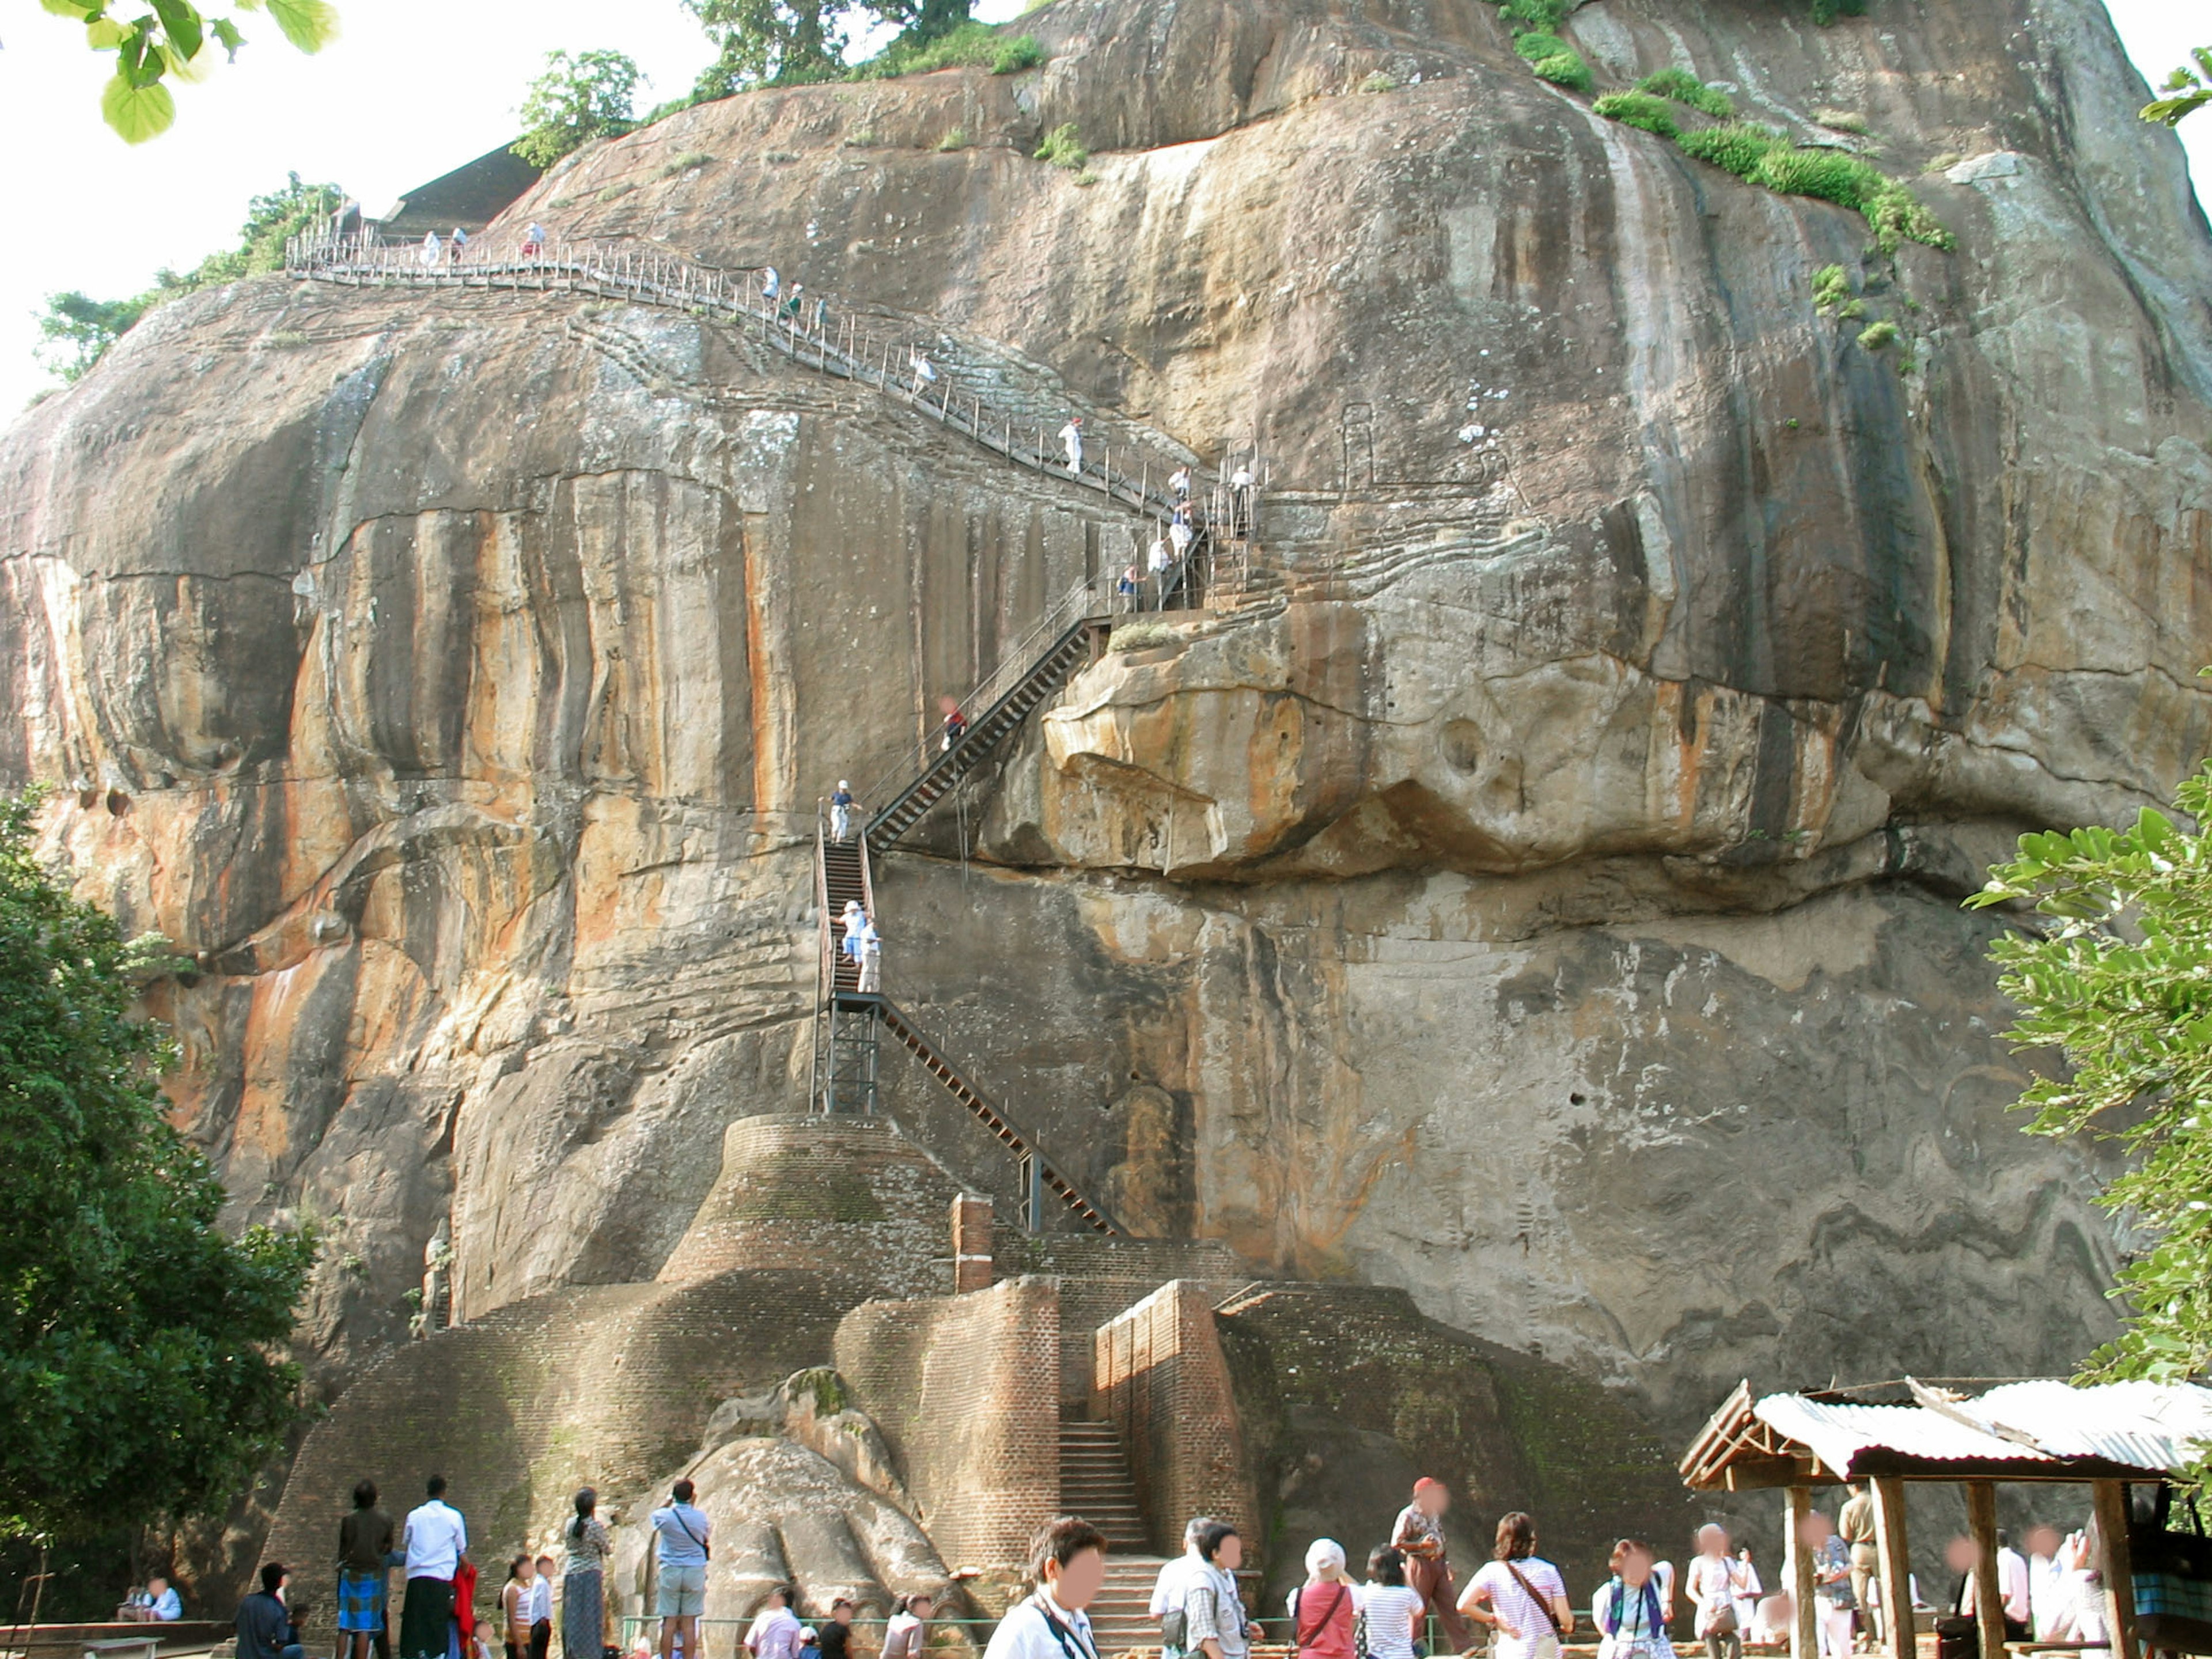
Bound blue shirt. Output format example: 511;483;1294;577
651;1502;710;1566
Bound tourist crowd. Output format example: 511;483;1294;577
215;1470;2116;1659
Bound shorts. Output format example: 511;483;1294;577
339;1571;388;1633
657;1565;706;1618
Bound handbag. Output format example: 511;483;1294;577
1162;1608;1190;1650
2133;1485;2212;1652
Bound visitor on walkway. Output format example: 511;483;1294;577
1393;1478;1472;1651
126;1575;183;1621
502;1559;532;1659
650;1479;711;1659
782;285;806;323
747;1586;804;1659
1186;1522;1257;1659
812;296;828;334
450;229;469;265
2026;1526;2077;1642
1147;536;1171;598
1169;514;1194;562
1749;1592;1793;1648
337;1480;395;1659
1686;1525;1748;1659
1357;1548;1423;1659
400;1477;468;1659
1459;1512;1573;1659
762;267;781;305
1594;1540;1673;1659
1169;465;1192;502
1152;1517;1214;1659
983;1518;1107;1659
523;224;547;259
562;1489;611;1659
1118;565;1141;611
528;1556;553;1659
857;919;884;993
238;1564;306;1659
1287;1540;1356;1659
1839;1484;1878;1643
1803;1513;1853;1658
882;1593;931;1659
420;233;442;269
841;902;870;978
1230;465;1255;535
831;781;855;843
818;1600;855;1659
911;352;937;395
941;697;967;749
1997;1532;2032;1637
1059;417;1084;475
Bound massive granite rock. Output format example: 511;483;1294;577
2;0;2207;1567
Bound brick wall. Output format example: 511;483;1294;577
658;1115;963;1298
834;1277;1061;1578
953;1196;994;1293
1092;1281;1256;1556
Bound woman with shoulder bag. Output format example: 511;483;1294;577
1288;1541;1357;1659
1594;1541;1675;1659
1686;1527;1746;1659
1459;1513;1574;1659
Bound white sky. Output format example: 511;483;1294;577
0;0;2203;419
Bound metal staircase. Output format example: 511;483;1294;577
809;814;882;1113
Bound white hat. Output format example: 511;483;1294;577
838;779;849;789
1306;1538;1347;1576
843;900;861;912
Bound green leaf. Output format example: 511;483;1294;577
100;71;176;141
85;16;130;44
263;0;338;51
41;0;101;16
209;16;243;55
149;0;204;61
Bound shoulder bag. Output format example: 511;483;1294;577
1503;1564;1565;1639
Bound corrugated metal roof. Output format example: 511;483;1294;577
1748;1381;2212;1478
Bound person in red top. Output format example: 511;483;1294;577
450;1557;480;1659
1287;1540;1357;1659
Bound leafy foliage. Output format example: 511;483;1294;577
1854;319;1897;350
36;0;338;143
1512;30;1571;62
513;50;641;168
2142;47;2212;127
851;21;1043;79
1498;0;1567;32
1675;119;1786;177
1807;0;1868;22
1968;768;2212;1392
1592;91;1680;141
1635;66;1733;119
0;793;316;1539
1529;50;1592;92
1810;263;1854;316
33;173;344;391
1035;122;1088;169
688;0;848;94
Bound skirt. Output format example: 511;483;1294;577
339;1572;388;1634
401;1577;457;1659
562;1570;605;1659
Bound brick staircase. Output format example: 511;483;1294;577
1086;1551;1169;1656
1059;1418;1149;1550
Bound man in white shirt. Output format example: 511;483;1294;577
399;1477;468;1659
1997;1533;2032;1637
1152;1520;1214;1658
130;1577;183;1621
985;1519;1108;1659
2025;1526;2077;1641
747;1586;803;1659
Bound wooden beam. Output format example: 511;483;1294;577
2092;1480;2138;1659
1789;1484;1819;1659
1965;1480;2006;1659
1873;1477;1915;1659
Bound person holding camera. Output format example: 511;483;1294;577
1594;1541;1675;1659
650;1480;711;1659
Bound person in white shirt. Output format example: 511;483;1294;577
1997;1534;2032;1636
1152;1518;1213;1659
1593;1540;1675;1659
1358;1548;1426;1659
2025;1527;2076;1641
747;1587;803;1659
527;1555;555;1659
399;1477;468;1659
1059;419;1084;475
130;1577;183;1621
1459;1512;1574;1659
1732;1551;1763;1639
983;1519;1108;1659
1748;1593;1793;1648
1686;1526;1749;1659
881;1593;932;1659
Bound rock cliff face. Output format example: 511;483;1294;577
3;0;2209;1552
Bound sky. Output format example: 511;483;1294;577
0;0;2203;419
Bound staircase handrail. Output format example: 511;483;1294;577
282;232;1255;533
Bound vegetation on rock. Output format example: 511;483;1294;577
1970;762;2212;1414
35;173;344;390
1635;66;1733;119
1592;92;1680;141
513;50;641;168
33;0;338;143
0;793;316;1539
677;0;1035;97
853;21;1044;79
1035;122;1089;170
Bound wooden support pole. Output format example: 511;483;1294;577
1789;1486;1819;1659
1965;1482;2005;1659
1872;1478;1914;1659
2092;1481;2137;1659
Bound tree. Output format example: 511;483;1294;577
1968;766;2212;1391
0;792;316;1540
2142;47;2212;127
685;0;847;96
31;172;343;391
512;49;641;169
33;0;339;145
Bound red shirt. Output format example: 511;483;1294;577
1291;1582;1357;1659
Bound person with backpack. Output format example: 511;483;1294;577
1356;1548;1425;1659
1184;1523;1257;1659
1286;1541;1356;1659
1459;1512;1574;1659
1686;1526;1748;1659
1152;1518;1213;1659
650;1480;711;1659
1594;1540;1674;1659
983;1518;1108;1659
